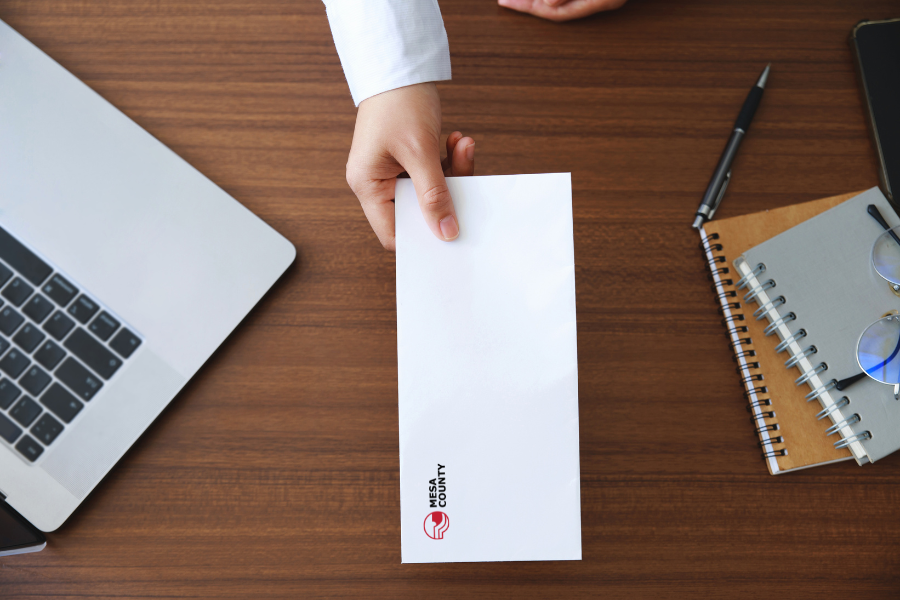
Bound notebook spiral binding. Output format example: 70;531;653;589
736;260;873;453
700;232;787;461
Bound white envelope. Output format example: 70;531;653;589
396;173;581;564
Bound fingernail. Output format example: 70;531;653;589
440;215;459;241
465;143;474;161
498;0;510;5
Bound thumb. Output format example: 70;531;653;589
401;142;460;242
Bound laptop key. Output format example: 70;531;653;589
0;336;10;358
9;396;41;427
13;323;45;353
64;329;121;379
15;435;43;462
30;413;63;446
55;357;103;401
22;294;54;324
40;383;83;423
0;226;52;286
89;311;120;342
41;273;79;307
110;328;142;359
67;294;99;324
1;277;34;307
0;306;25;336
20;365;51;397
0;412;22;443
43;310;75;341
0;263;12;288
0;348;30;378
0;377;21;409
34;340;66;370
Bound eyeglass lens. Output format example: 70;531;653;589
858;316;900;384
871;225;900;285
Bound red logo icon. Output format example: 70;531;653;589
424;511;449;539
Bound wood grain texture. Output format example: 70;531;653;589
2;0;900;597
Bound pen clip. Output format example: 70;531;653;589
707;170;731;220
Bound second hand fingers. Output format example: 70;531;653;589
499;0;622;21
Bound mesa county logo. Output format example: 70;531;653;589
424;511;449;540
424;464;448;539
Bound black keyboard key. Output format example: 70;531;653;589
0;306;24;336
89;311;120;342
34;340;65;370
15;435;43;461
22;294;54;324
0;336;9;358
0;377;21;409
43;310;75;341
42;274;78;307
56;357;103;401
13;323;45;353
0;412;21;443
0;348;30;379
40;383;83;423
9;396;41;427
1;277;34;307
30;413;63;446
0;263;12;288
110;328;142;359
20;365;51;397
0;227;52;286
64;329;121;379
67;295;99;324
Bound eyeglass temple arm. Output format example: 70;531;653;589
867;204;900;246
835;372;867;391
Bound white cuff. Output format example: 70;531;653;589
324;0;452;106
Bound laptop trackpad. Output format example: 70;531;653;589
39;349;185;500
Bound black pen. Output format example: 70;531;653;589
692;64;771;229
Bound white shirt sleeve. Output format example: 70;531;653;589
323;0;452;106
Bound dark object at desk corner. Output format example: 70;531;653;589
0;495;46;555
850;18;900;208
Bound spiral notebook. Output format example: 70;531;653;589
735;187;900;466
700;192;858;474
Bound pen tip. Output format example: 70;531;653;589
757;63;771;89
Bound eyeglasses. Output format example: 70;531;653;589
852;207;900;400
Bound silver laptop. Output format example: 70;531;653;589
0;19;295;532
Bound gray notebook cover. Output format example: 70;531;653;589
736;188;900;464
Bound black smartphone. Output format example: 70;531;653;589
0;499;46;557
850;18;900;204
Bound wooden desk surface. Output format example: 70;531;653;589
2;0;899;597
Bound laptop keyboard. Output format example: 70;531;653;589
0;226;141;463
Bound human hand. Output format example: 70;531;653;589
346;82;475;251
498;0;627;22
